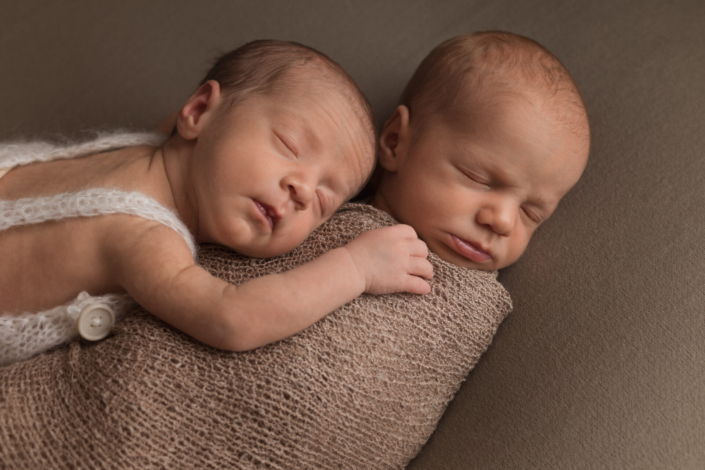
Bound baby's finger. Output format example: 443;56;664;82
409;239;429;257
403;275;431;295
392;223;419;239
409;257;434;279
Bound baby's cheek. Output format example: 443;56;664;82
504;236;532;268
273;227;312;255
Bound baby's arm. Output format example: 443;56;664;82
109;220;432;352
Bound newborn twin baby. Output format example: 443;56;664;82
0;32;590;365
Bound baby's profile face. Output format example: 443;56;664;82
374;95;588;270
183;79;373;258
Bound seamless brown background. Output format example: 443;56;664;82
1;1;704;468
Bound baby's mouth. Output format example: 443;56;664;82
253;200;281;231
450;235;492;263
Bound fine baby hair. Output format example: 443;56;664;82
399;31;589;146
200;40;376;142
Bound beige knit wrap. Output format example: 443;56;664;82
0;203;512;469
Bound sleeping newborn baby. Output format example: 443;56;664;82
0;40;433;366
370;31;590;270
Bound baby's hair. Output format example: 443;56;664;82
399;31;589;147
200;40;376;147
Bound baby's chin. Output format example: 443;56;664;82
431;241;506;271
440;253;499;271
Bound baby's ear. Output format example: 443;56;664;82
378;105;411;172
176;80;223;140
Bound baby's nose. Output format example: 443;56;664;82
283;173;315;210
477;203;516;236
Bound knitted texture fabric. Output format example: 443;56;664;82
0;293;135;367
0;188;197;258
0;132;196;367
0;131;167;170
0;203;512;470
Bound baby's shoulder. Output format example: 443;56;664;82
83;208;181;247
1;152;141;202
100;212;195;276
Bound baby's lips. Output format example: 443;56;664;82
254;199;283;230
450;235;492;263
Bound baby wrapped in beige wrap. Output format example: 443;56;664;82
0;203;511;469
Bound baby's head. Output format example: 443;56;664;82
372;31;590;270
167;40;376;258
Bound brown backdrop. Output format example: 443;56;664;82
1;1;704;468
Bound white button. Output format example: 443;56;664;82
77;303;115;341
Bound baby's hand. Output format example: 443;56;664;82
343;224;433;295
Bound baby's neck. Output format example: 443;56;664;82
369;183;397;222
159;135;201;239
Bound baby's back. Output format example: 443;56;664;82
0;145;170;313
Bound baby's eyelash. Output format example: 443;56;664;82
461;169;490;188
470;174;488;185
276;132;298;157
522;207;541;223
317;190;330;217
454;163;488;186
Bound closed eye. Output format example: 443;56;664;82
521;207;542;224
275;132;298;158
458;167;490;189
316;189;331;218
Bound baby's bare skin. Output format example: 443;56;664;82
0;78;433;352
0;145;171;313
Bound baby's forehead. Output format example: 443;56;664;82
445;78;590;159
284;68;376;150
409;33;590;151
